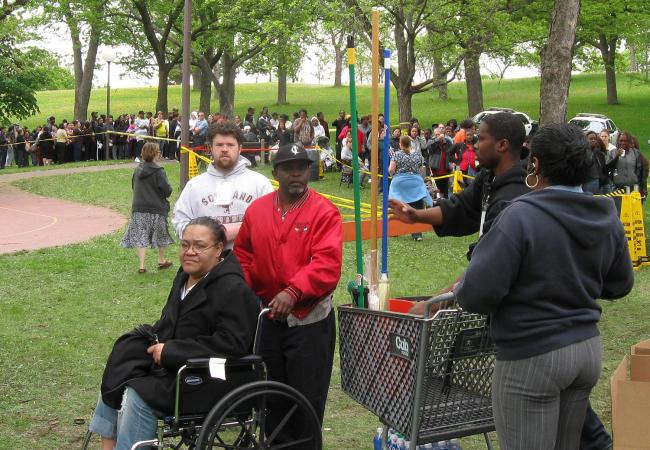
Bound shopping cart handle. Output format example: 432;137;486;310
423;291;456;318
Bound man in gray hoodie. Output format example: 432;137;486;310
172;121;274;249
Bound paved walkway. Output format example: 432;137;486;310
0;164;139;254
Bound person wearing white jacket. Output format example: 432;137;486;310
172;121;274;249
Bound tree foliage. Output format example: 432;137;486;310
0;2;41;126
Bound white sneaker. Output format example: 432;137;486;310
134;157;141;163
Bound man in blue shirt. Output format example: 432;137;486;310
193;111;208;147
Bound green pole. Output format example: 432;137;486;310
347;36;364;307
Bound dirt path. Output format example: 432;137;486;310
0;164;140;254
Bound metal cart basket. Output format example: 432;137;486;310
338;294;496;449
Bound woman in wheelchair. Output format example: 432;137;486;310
89;216;260;450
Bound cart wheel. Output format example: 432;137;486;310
195;380;322;450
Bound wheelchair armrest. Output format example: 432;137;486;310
226;354;263;367
185;358;211;368
184;354;263;369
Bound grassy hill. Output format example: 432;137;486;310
27;73;650;147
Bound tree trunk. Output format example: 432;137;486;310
598;33;619;105
396;90;413;125
539;0;580;126
218;54;236;118
67;12;101;121
155;65;170;114
277;53;288;104
464;51;483;116
393;19;416;123
333;47;343;87
629;42;638;72
433;52;448;100
331;32;344;87
199;63;212;114
192;66;202;91
212;62;221;100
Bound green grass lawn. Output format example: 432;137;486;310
1;161;649;450
2;76;650;449
19;73;650;152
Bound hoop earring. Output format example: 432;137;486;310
525;173;539;189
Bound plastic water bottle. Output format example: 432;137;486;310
397;438;405;450
389;433;399;450
403;440;411;450
373;427;383;450
447;439;461;450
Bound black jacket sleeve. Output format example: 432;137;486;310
601;233;634;300
434;171;485;236
157;168;173;199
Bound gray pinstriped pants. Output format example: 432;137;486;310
492;336;602;450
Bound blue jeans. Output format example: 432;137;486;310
89;387;162;450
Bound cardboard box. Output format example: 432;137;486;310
611;339;650;450
630;339;650;382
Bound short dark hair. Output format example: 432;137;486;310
459;118;475;130
185;217;227;244
481;112;525;154
585;131;606;153
206;121;243;146
530;123;593;186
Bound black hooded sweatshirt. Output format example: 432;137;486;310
131;161;173;215
456;188;634;360
435;161;528;237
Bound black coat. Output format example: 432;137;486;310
131;161;173;215
100;251;260;413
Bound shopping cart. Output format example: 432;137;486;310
338;293;496;449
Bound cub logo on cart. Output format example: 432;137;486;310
390;333;413;360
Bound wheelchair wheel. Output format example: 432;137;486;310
81;429;101;449
195;380;322;450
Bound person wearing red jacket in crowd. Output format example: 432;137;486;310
234;141;343;444
337;117;366;157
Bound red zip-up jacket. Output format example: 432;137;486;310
234;190;343;320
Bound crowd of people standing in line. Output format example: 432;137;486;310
1;106;646;202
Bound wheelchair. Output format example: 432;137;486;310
82;309;322;450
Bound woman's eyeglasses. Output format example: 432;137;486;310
180;241;217;254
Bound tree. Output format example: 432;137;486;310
64;0;105;120
21;48;75;90
578;0;650;105
129;0;184;114
344;0;463;122
539;0;580;125
0;37;39;123
0;2;40;122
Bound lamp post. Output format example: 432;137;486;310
103;50;116;118
102;50;116;161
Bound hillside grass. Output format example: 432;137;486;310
23;73;650;150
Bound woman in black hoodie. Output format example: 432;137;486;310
120;142;174;272
456;123;634;450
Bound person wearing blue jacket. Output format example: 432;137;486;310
455;123;634;450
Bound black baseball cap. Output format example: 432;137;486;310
273;142;312;168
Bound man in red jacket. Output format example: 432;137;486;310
234;142;342;441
